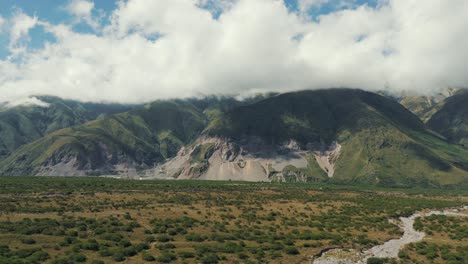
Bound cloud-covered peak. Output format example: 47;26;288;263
0;0;467;104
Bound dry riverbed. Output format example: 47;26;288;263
313;206;468;264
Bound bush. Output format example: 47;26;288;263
178;251;195;259
27;250;50;262
101;233;123;242
157;243;176;250
200;253;219;264
81;239;99;251
156;235;172;243
156;251;177;263
185;233;205;242
284;246;299;255
142;251;156;261
122;246;137;257
112;252;126;262
145;236;156;243
135;242;150;251
71;253;87;262
367;257;384;264
398;251;409;259
20;237;36;244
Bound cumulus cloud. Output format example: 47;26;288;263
66;0;99;30
0;0;467;104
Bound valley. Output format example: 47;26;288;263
0;1;467;263
0;177;466;264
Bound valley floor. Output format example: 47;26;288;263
0;177;466;264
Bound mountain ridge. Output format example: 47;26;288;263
1;88;467;188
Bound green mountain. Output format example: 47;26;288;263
0;100;208;176
427;89;468;147
0;96;132;158
398;96;444;123
0;89;467;188
202;89;468;187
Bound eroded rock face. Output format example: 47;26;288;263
148;136;342;182
37;156;86;176
34;136;342;181
309;142;341;177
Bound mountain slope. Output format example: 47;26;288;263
0;100;207;176
0;96;132;158
190;89;468;187
1;89;467;188
385;88;457;123
427;89;468;147
398;96;445;123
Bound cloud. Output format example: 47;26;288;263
66;0;99;30
196;0;237;17
5;96;50;108
298;0;330;13
0;0;467;104
9;11;38;50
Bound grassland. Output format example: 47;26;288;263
0;177;466;264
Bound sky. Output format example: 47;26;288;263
0;0;467;104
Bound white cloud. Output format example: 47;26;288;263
9;11;38;48
0;0;467;104
66;0;99;30
5;97;50;108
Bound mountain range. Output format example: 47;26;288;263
1;89;467;188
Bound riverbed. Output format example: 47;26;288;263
312;206;468;264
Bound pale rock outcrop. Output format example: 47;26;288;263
147;136;342;182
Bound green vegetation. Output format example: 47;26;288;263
0;96;131;159
0;89;467;188
398;208;468;264
0;100;207;176
428;89;468;147
0;177;465;263
398;95;444;123
208;89;468;188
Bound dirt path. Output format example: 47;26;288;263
312;206;468;264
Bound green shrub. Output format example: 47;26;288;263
145;236;156;243
112;252;126;262
367;257;384;264
156;235;172;243
81;239;99;251
71;253;87;262
284;246;299;255
157;243;176;250
156;251;177;263
142;251;156;261
185;233;205;242
200;253;219;264
20;237;36;244
178;251;195;259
